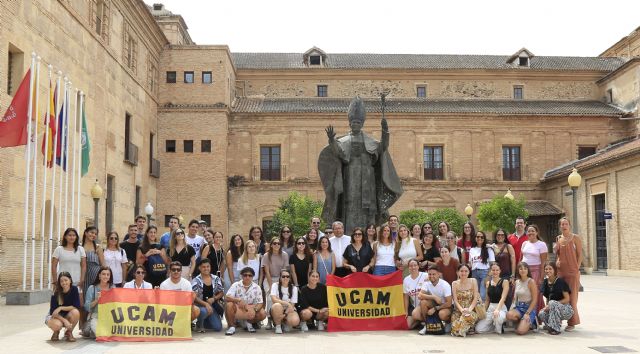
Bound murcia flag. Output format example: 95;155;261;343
0;69;31;147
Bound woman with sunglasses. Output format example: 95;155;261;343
237;240;261;285
201;229;226;279
261;236;290;329
192;258;224;333
290;237;312;287
469;231;495;301
313;237;336;284
84;266;114;338
343;227;374;274
492;228;516;308
103;231;128;287
270;269;300;334
137;225;170;287
280;226;295;257
225;234;244;289
303;228;320;251
46;272;81;342
299;270;329;331
421;223;434;240
124;264;152;289
248;225;266;255
168;228;196;280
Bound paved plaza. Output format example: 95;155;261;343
0;274;638;354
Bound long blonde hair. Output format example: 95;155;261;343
241;240;258;264
169;228;185;258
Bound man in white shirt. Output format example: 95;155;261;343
418;265;453;335
224;267;266;335
160;216;179;249
329;221;351;277
311;217;325;240
160;262;199;321
186;219;206;261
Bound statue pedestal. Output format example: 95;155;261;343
6;289;52;305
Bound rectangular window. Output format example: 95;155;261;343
417;86;427;98
7;44;24;96
317;85;328;97
149;133;155;172
201;140;211;153
513;86;523;100
502;146;521;181
202;71;212;84
165;140;176;153
260;145;281;181
123;23;137;73
184;140;193;153
310;55;321;65
606;89;613;103
200;215;211;227
166;71;176;83
124;113;131;160
106;175;115;233
518;57;529;67
423;146;444;180
184;71;194;84
578;146;597;159
134;185;141;218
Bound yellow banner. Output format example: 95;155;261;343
327;284;405;319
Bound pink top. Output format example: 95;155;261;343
521;240;548;266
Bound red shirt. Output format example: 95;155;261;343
457;239;473;264
508;233;527;263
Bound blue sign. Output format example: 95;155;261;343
603;212;613;220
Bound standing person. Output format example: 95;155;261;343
310;217;325;240
303;228;320;252
224;267;266;335
475;262;509;334
261;236;290;329
395;224;423;277
225;234;244;289
84;266;114;338
192;259;224;333
372;224;396;276
123;264;152;289
198;220;207;236
410;224;423;240
554;217;582;331
329;221;352;277
136;226;169;287
419;232;441;271
417;265;453;335
237;240;261;284
506;262;538;335
421;223;434;239
324;228;334;239
185;219;206;262
493;228;516;308
168;228;196;280
270;269;300;334
313;237;336;284
538;261;574;335
79;227;104;335
290;237;312;287
299;270;329;331
469;231;495;301
343;227;374;273
103;231;128;287
365;224;377;244
248;225;266;255
436;221;450;250
120;224;140;281
403;259;427;329
450;264;480;337
160;216;179;249
51;228;86;292
445;231;464;262
521;224;548;311
135;215;146;240
436;247;460;285
201;229;226;278
458;222;475;264
46;272;81;342
508;216;528;263
388;215;399;241
160;262;200;322
279;225;295;257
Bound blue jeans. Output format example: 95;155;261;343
472;268;489;301
196;306;222;331
373;265;396;276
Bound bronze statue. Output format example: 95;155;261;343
318;95;403;233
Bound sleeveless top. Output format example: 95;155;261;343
376;243;395;267
316;252;333;283
487;278;505;304
514;278;533;303
398;238;417;261
494;243;512;277
555;235;580;276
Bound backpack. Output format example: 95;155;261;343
146;249;167;277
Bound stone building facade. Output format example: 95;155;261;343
1;1;639;292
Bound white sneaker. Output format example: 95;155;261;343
300;322;309;332
225;327;236;336
265;320;273;330
246;322;255;333
419;325;427;335
283;324;290;332
275;325;283;334
317;321;325;331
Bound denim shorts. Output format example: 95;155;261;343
514;301;536;325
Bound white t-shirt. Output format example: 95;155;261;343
160;277;193;291
52;245;86;285
270;282;299;303
468;246;495;270
237;256;261;281
375;242;396;267
329;235;351;267
420;278;452;304
521;240;548;266
103;248;128;284
186;235;205;259
403;272;427;307
124;280;152;289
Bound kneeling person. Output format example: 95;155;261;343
270;269;300;334
192;259;224;332
225;267;267;335
418;265;452;335
299;270;329;331
160;261;200;321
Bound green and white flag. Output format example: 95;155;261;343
80;101;90;176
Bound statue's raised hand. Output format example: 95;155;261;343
325;125;336;143
381;118;388;132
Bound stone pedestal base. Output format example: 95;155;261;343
6;289;52;305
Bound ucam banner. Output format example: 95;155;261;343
326;271;408;332
96;288;192;342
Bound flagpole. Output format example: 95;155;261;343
47;71;62;289
70;89;78;230
76;92;84;231
38;64;52;290
29;56;42;290
22;53;36;291
57;77;68;246
64;82;71;229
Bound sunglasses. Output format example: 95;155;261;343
108;237;118;240
353;232;363;236
297;242;306;245
281;275;290;278
136;271;146;275
176;232;185;235
282;230;291;233
242;274;253;277
312;222;320;225
476;236;485;239
170;268;182;272
272;242;281;245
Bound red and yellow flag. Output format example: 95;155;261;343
96;288;193;342
41;80;57;167
327;271;408;332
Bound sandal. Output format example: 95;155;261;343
548;329;561;335
565;325;575;332
50;331;60;341
65;331;77;342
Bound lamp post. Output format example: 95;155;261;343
145;202;154;225
568;168;582;234
504;188;514;200
464;203;474;221
90;179;103;231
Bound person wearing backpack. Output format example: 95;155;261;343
136;226;169;287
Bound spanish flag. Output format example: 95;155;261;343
41;80;57;167
327;271;408;332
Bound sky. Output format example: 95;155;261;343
143;0;640;56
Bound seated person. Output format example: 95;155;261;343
224;266;267;335
403;259;427;329
46;272;81;342
84;266;115;338
270;269;300;334
191;259;224;332
299;270;329;331
123;264;153;289
160;261;200;321
417;265;453;335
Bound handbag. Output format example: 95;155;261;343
475;300;487;320
423;313;445;335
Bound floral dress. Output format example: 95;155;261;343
451;288;479;337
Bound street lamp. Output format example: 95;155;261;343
145;202;154;225
464;203;474;221
90;179;103;231
504;188;514;200
568;168;582;234
178;213;184;228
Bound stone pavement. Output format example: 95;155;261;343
0;275;638;354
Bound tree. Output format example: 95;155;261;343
476;195;528;234
426;208;468;236
266;192;325;240
399;209;429;228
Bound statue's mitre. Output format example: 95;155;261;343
348;96;366;123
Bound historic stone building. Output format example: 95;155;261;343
1;1;639;292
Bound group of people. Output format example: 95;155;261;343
46;214;582;340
